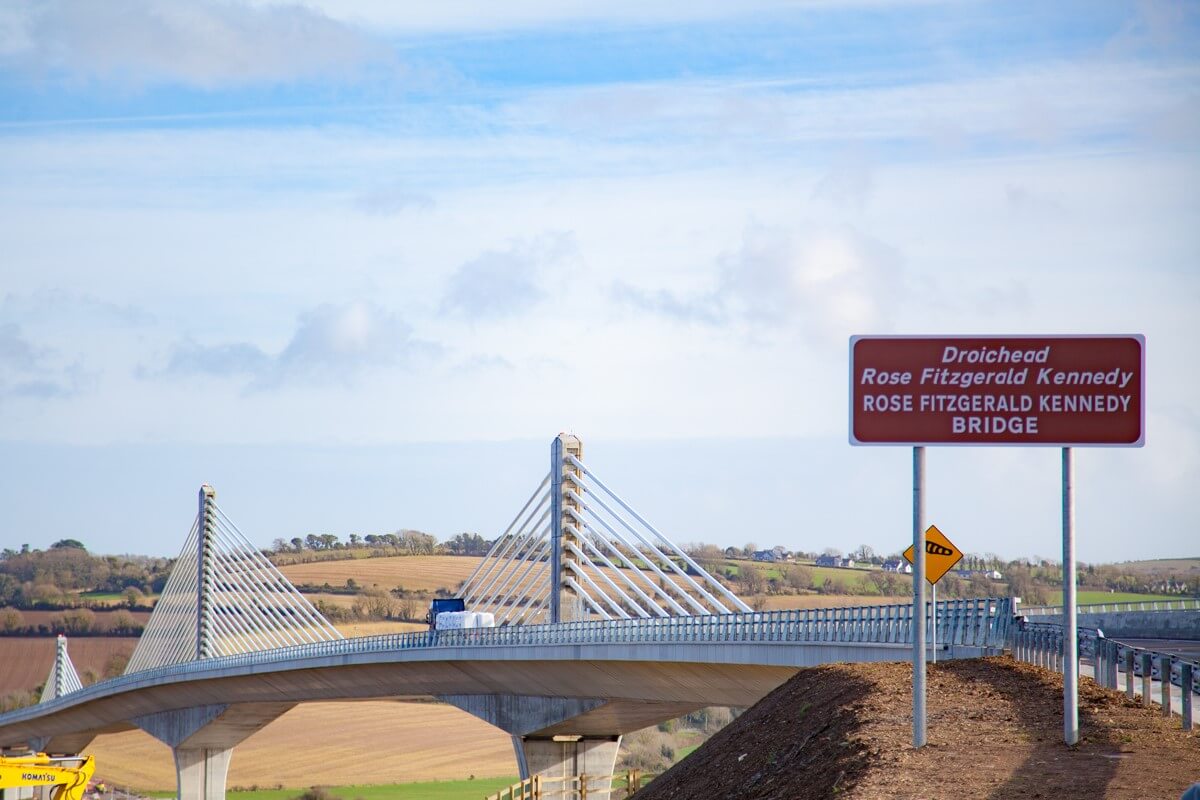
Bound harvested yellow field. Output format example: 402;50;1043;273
335;620;427;637
87;701;514;790
305;592;358;608
751;594;911;611
280;556;481;593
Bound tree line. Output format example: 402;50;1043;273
266;530;491;565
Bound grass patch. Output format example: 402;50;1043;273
675;744;701;761
145;778;521;800
76;592;128;602
1046;590;1180;605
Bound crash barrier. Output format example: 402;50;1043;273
1011;623;1196;731
1021;598;1200;615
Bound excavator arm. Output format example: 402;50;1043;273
0;754;95;800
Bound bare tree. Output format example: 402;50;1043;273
739;564;766;596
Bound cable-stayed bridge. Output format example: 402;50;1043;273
0;434;1012;800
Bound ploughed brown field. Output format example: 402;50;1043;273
0;637;137;694
0;609;152;628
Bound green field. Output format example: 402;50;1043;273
149;778;519;800
719;560;891;593
1046;591;1179;606
76;591;158;604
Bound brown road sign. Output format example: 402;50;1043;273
849;335;1145;446
903;525;964;584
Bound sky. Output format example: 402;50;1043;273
0;0;1197;563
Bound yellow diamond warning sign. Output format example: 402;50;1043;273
903;525;964;585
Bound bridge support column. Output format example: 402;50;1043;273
514;735;621;787
439;694;637;787
134;702;294;800
174;747;233;800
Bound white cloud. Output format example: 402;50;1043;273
1;289;155;327
146;302;437;389
250;0;945;35
0;322;40;371
0;0;395;89
609;282;722;325
0;322;91;400
440;233;578;320
718;225;903;342
353;184;435;216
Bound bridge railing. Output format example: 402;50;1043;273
1021;598;1200;615
0;599;1011;729
1011;623;1197;731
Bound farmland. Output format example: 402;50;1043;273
751;594;910;611
0;637;135;694
1108;557;1200;575
153;777;523;800
279;556;479;594
1045;590;1180;606
277;553;921;616
87;701;515;790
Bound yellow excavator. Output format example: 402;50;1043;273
0;753;95;800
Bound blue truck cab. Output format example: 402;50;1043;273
425;597;465;629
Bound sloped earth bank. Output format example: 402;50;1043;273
632;657;1199;800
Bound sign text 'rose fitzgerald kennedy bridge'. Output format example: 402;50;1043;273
848;335;1145;750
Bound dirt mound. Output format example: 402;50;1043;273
633;656;1199;800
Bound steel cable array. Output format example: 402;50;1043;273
458;456;753;624
124;501;342;674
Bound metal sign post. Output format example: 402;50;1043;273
912;447;926;748
932;582;937;665
1062;447;1078;745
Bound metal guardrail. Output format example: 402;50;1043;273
0;599;1012;730
1021;598;1200;615
1011;622;1197;731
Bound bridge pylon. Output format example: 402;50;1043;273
459;433;752;627
117;485;342;800
125;484;342;674
550;433;585;623
40;634;83;703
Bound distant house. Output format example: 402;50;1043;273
840;557;856;569
882;559;913;574
815;555;856;569
954;569;1002;580
752;545;792;563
